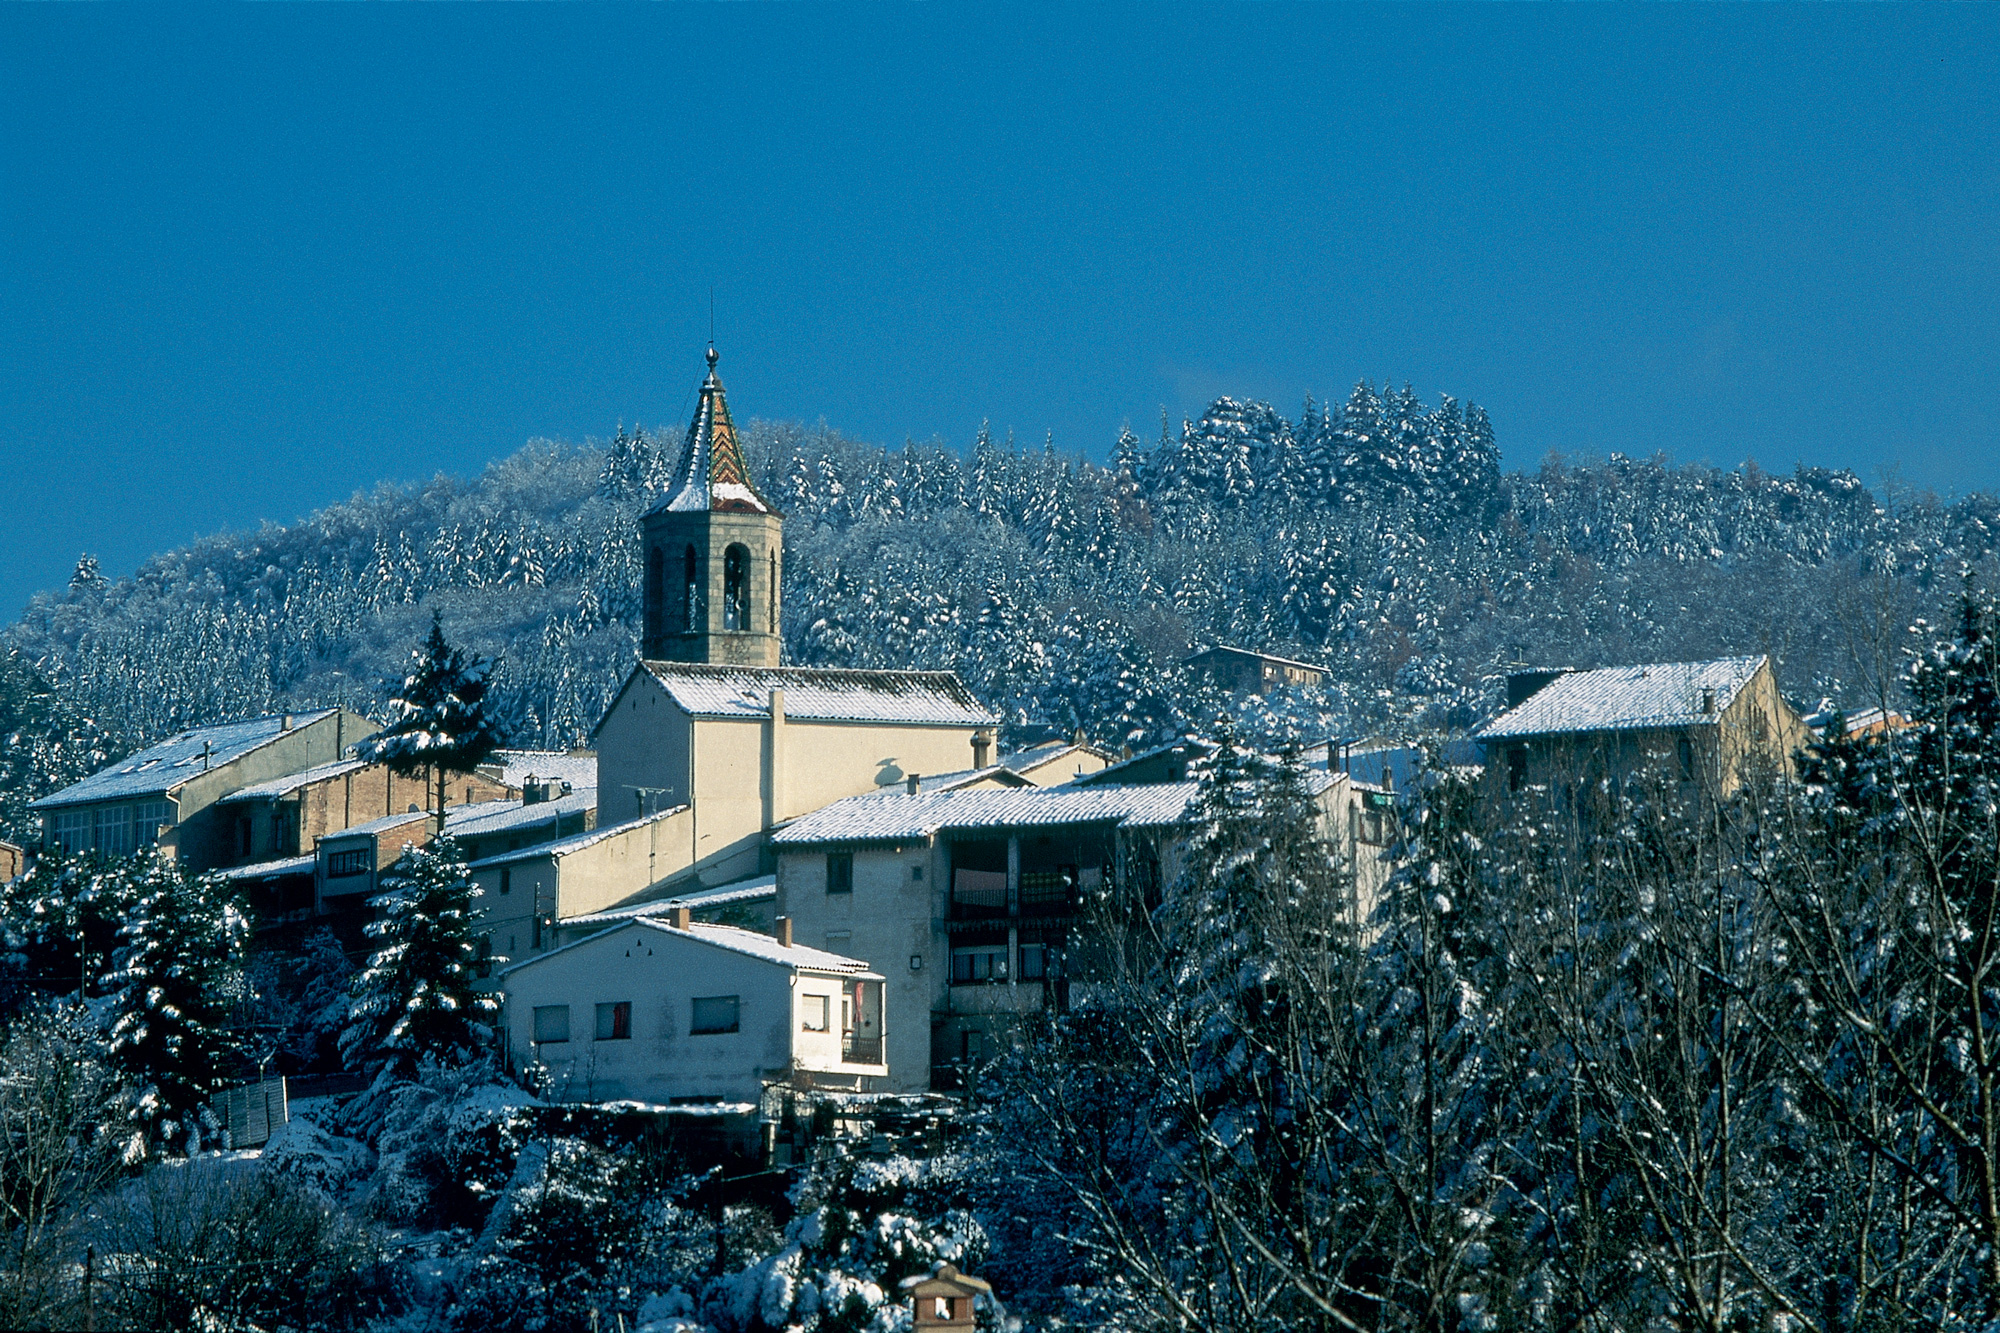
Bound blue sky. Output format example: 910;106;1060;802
3;5;1996;618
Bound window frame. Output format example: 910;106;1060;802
801;994;830;1032
826;850;854;894
532;1004;571;1044
595;1001;633;1041
326;848;371;878
690;995;740;1036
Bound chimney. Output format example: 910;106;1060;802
776;915;793;947
906;773;921;795
670;905;691;930
281;712;293;731
1702;687;1717;715
200;740;211;771
972;731;992;769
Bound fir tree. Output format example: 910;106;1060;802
105;860;250;1159
340;835;498;1082
356;611;503;833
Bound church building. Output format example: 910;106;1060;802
473;349;998;941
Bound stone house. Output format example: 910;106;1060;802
1475;655;1808;802
1183;644;1327;695
0;839;22;884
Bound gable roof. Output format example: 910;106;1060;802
478;749;598;793
1185;644;1327;674
448;790;595;842
621;661;995;727
645;347;775;517
557;874;777;931
499;916;876;980
30;709;346;810
218;757;371;804
322;808;432;842
770;781;1203;847
467;803;688;871
1476;655;1769;741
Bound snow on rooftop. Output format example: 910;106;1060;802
558;874;777;930
218;854;316;881
31;709;344;810
218;758;371;804
633;661;995;727
324;808;432;841
1476;656;1768;741
770;782;1202;846
467;803;688;871
479;749;598;793
501;916;876;980
447;790;595;841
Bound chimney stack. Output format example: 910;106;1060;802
972;731;992;769
281;712;293;731
776;915;793;947
906;773;921;795
670;905;691;930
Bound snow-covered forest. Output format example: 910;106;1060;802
4;381;1995;842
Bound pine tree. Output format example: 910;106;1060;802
357;611;504;833
340;835;498;1082
105;860;250;1159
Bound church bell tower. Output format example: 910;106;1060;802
641;347;784;667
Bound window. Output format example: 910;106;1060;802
475;936;493;979
1020;867;1074;910
52;809;91;854
595;1001;632;1041
132;801;172;849
911;864;924;881
801;994;830;1032
499;868;511;895
723;543;750;631
935;1298;956;1321
644;545;664;642
690;995;739;1035
962;1030;984;1062
952;945;1008;984
1507;747;1528;793
93;807;133;858
1678;737;1696;783
532;1005;571;1043
236;816;253;858
682;546;700;631
1019;942;1047;981
826;851;853;894
327;849;371;878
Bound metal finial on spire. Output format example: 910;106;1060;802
706;343;718;371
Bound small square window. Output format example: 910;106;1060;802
595;1001;632;1041
826;851;853;894
801;995;829;1032
690;995;739;1035
532;1005;571;1043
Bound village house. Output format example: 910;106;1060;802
0;839;22;884
1183;644;1327;695
28;708;377;870
497;909;886;1103
1475;654;1808;801
767;765;1391;1093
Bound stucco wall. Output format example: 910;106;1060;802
500;923;862;1103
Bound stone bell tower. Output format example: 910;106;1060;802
641;346;784;666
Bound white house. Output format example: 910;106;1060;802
498;909;888;1104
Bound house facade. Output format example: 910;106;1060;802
1476;655;1808;802
498;912;887;1103
769;770;1381;1093
29;708;377;871
1183;645;1327;695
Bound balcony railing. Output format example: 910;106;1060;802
842;1035;884;1065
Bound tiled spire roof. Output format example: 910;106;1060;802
649;346;775;516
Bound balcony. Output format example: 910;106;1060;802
842;1034;884;1065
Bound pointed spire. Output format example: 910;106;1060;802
650;346;775;516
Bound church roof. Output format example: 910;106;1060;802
647;347;775;517
627;661;996;727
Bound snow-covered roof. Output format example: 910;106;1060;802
1070;739;1212;787
644;348;776;517
218;758;371;804
500;916;876;981
770;782;1202;847
322;809;431;842
630;661;995;727
467;804;689;871
218;854;316;881
478;749;598;793
1185;644;1327;674
1476;656;1769;741
999;742;1111;778
447;790;595;841
557;875;778;930
30;709;344;810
